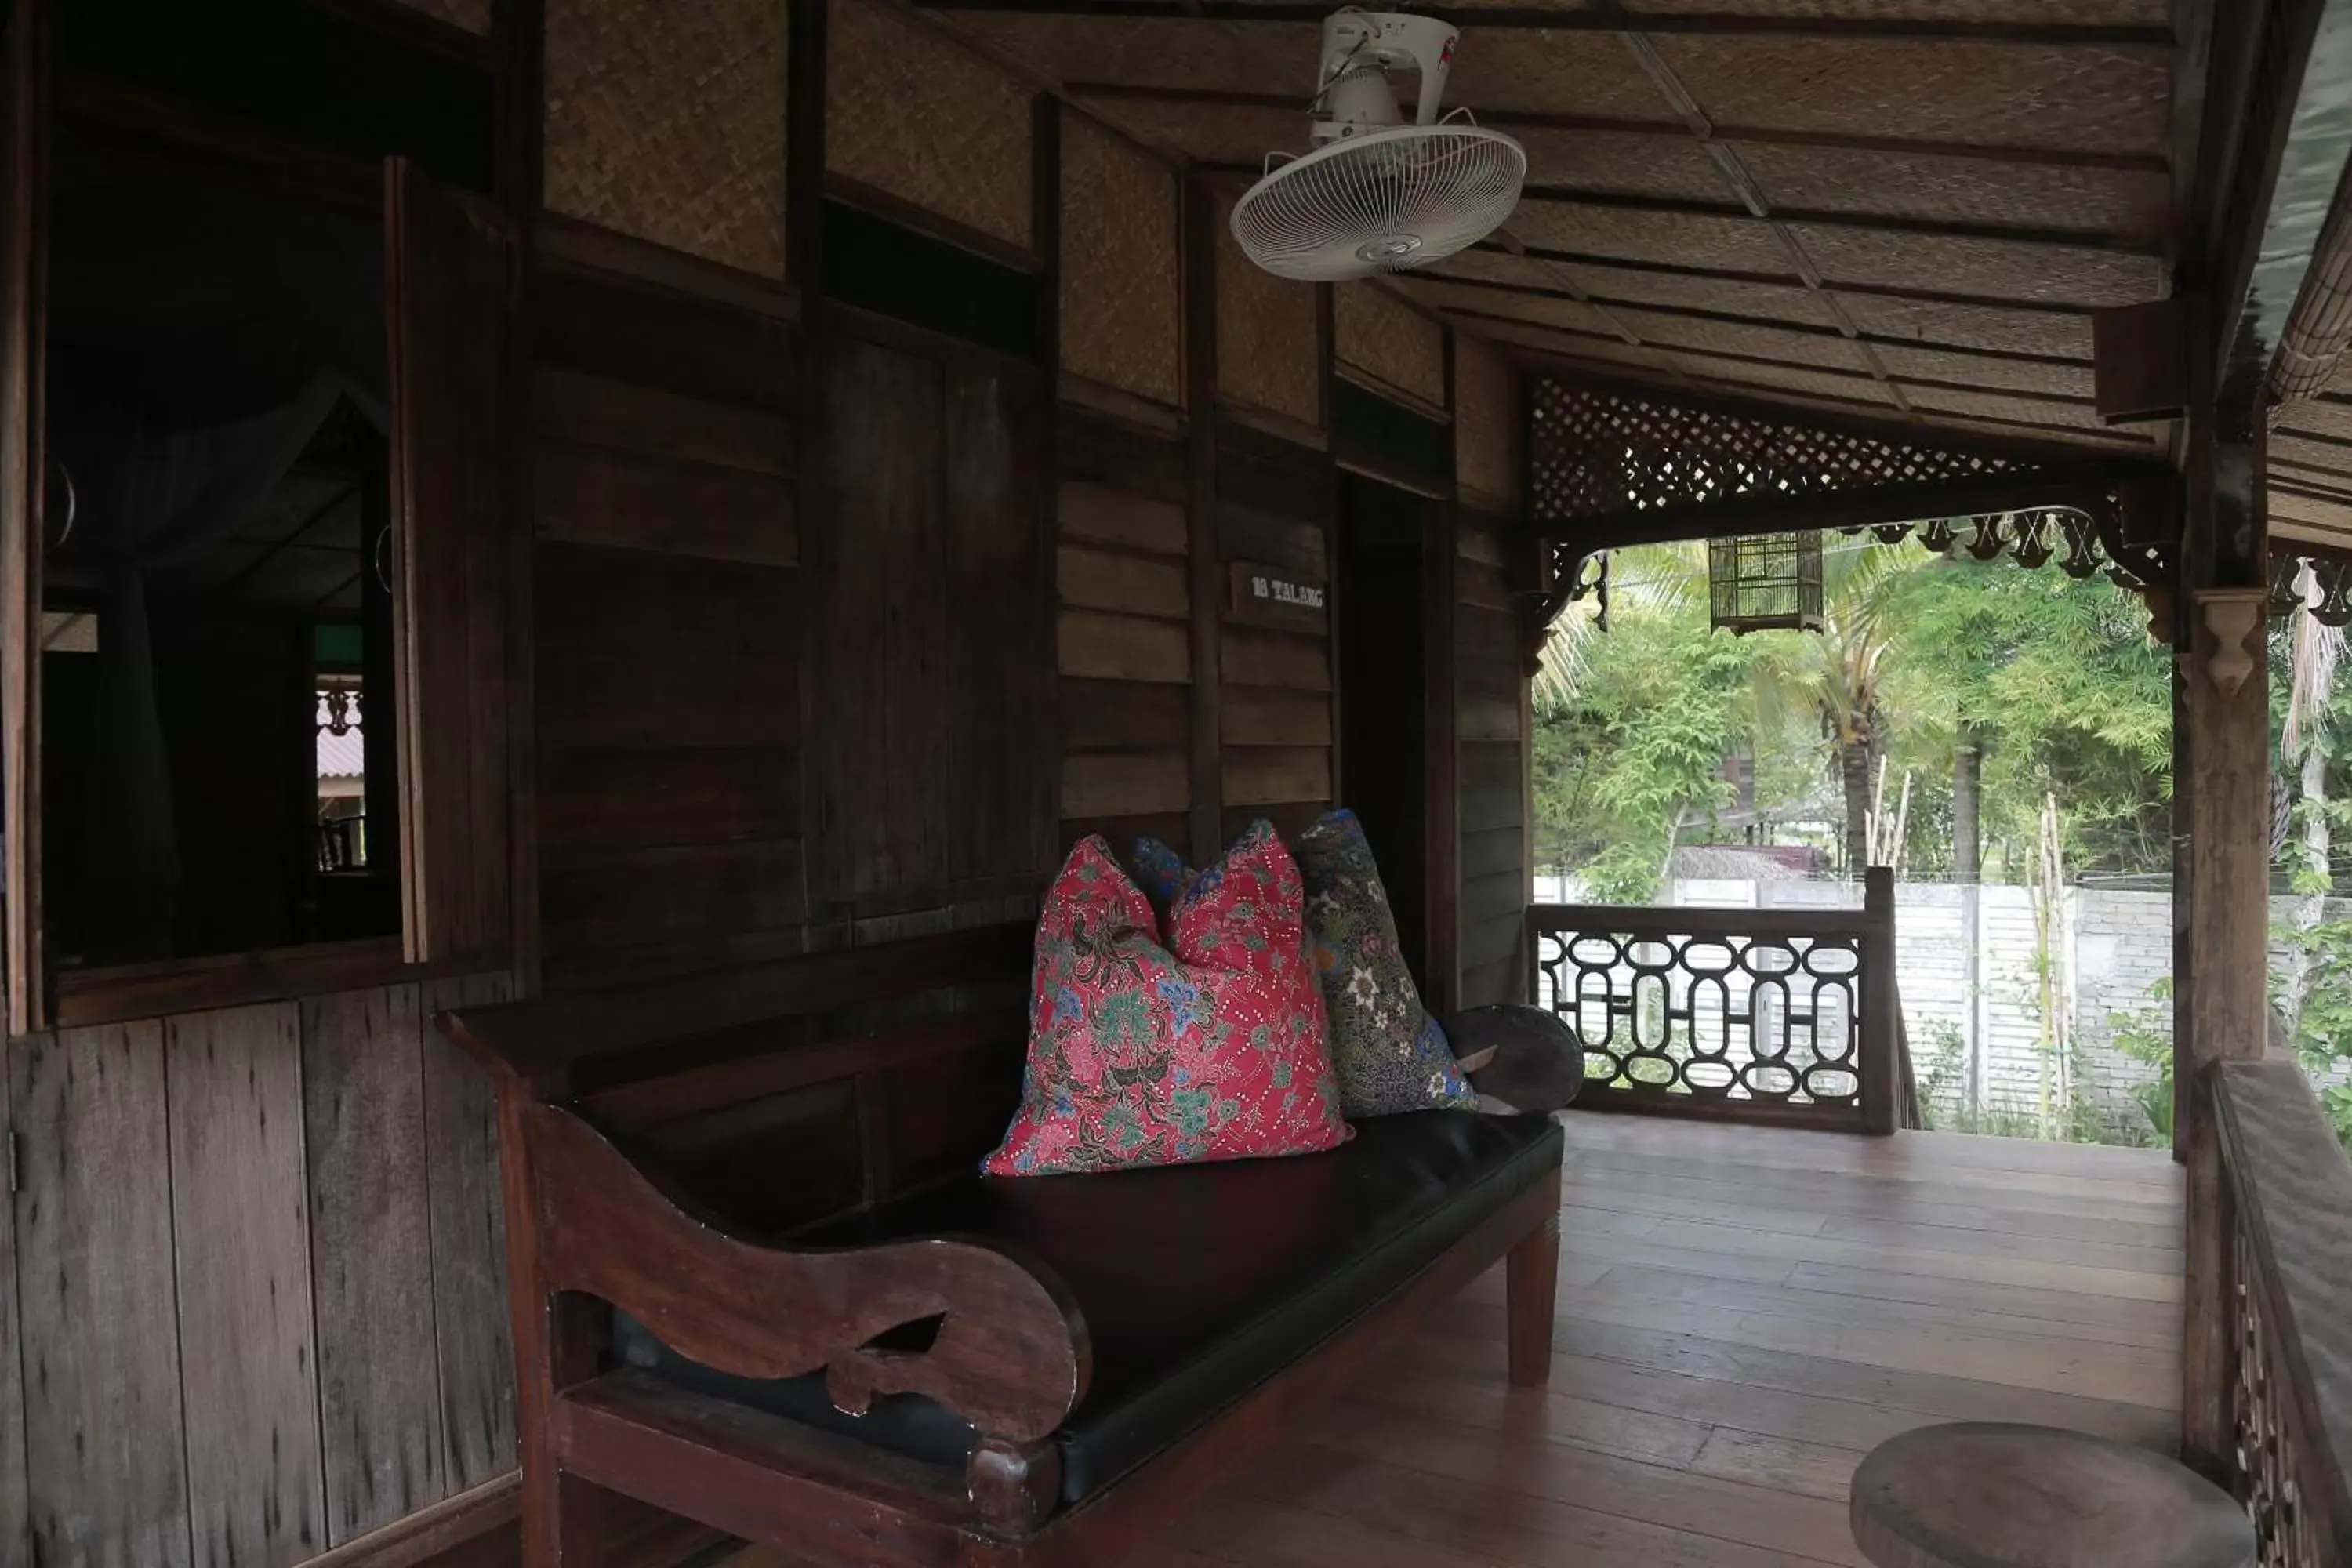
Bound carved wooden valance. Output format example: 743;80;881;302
1511;372;2186;669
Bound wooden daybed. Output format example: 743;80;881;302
447;923;1565;1567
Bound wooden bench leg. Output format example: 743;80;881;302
1504;1169;1562;1388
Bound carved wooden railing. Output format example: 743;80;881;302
2209;1058;2352;1566
1525;867;1900;1134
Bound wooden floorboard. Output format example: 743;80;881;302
1168;1114;2184;1567
710;1116;2186;1568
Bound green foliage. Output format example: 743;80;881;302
1876;557;2172;876
2278;919;2352;1154
1535;541;2177;895
1534;593;1756;902
2106;977;2175;1148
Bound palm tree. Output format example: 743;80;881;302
1537;535;1918;873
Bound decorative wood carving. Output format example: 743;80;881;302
2197;586;2266;697
1524;372;2175;586
521;1103;1091;1443
1526;869;1899;1134
2272;551;2352;630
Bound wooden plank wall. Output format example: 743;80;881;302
531;268;806;993
5;973;515;1566
1457;509;1529;1007
1216;415;1338;848
1056;406;1195;857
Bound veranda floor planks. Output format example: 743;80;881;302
714;1115;2186;1568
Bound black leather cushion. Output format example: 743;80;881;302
613;1109;1563;1504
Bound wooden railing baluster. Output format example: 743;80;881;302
2209;1058;2352;1567
1522;868;1900;1134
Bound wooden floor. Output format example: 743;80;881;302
728;1111;2185;1568
1149;1111;2186;1568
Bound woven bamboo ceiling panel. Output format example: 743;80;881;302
829;0;1035;251
1404;278;1610;338
1733;144;2168;245
1060;118;1181;408
2280;395;2352;445
1871;344;2098;400
1214;194;1322;429
1835;296;2097;360
1511;201;1796;275
391;0;491;31
1667;353;1888;407
2273;434;2352;480
1650;38;2169;154
1443;31;1664;121
1455;331;1515;507
1083;99;1298;169
1789;227;2161;306
931;0;2183;462
543;0;788;278
1604;307;1869;373
1903;384;2142;441
1617;0;2162;17
947;14;1316;98
1510;129;1729;203
1337;283;1446;411
1531;263;1841;329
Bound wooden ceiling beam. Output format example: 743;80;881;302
913;0;2172;47
1063;84;2172;175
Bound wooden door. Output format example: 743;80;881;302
387;159;513;964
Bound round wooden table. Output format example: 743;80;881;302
1849;1423;2255;1568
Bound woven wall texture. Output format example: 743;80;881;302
1336;282;1445;409
1454;330;1515;506
1215;195;1321;427
543;0;789;278
829;0;1035;251
1060;118;1182;406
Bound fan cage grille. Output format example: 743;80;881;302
1232;125;1526;282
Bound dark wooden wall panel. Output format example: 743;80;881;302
811;332;1054;907
1215;416;1336;853
1457;510;1528;1009
167;1004;328;1568
7;975;517;1568
1056;408;1193;858
0;1044;22;1566
13;1023;192;1567
303;983;448;1544
422;971;519;1493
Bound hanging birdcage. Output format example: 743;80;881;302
1708;532;1825;635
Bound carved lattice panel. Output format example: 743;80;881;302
1533;917;1867;1123
2235;1232;2327;1567
1530;379;2019;524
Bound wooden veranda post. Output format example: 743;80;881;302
2178;338;2273;1480
1860;866;1900;1137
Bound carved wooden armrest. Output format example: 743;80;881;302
520;1105;1091;1534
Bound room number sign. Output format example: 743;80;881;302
1228;561;1329;633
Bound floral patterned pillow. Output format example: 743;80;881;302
983;825;1348;1177
1129;834;1194;926
1294;809;1476;1117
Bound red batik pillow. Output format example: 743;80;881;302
983;823;1347;1177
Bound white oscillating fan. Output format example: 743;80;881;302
1230;9;1526;282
